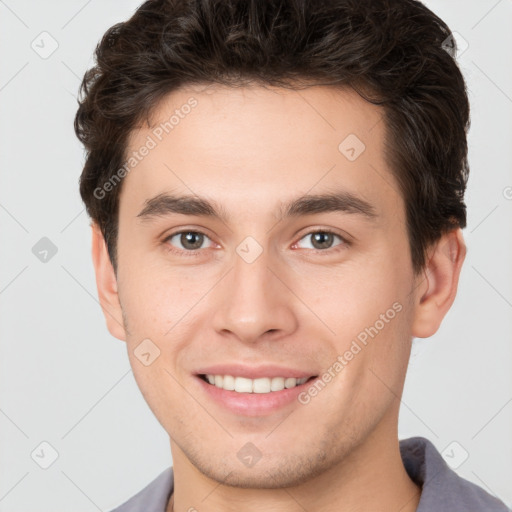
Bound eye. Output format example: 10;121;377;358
294;230;348;251
163;228;349;256
164;230;214;253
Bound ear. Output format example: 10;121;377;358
411;228;466;338
90;222;127;341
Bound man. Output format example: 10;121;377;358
74;0;510;510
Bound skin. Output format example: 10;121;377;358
91;84;466;512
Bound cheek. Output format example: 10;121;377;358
294;256;406;331
303;254;413;381
127;359;183;434
117;262;199;338
354;298;414;409
322;306;413;433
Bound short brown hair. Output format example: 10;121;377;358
75;0;470;274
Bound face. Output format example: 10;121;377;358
107;84;426;487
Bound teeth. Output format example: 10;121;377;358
235;376;253;393
270;377;285;391
204;375;309;393
285;377;297;388
223;374;235;390
253;378;271;393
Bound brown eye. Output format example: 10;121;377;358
311;232;335;250
166;231;211;252
295;230;347;251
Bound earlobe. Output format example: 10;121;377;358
90;223;127;341
411;228;466;338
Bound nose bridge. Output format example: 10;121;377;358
212;238;297;342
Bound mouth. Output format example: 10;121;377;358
193;364;320;416
198;374;318;394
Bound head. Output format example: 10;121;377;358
76;0;469;488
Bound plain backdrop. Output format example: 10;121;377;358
0;1;511;510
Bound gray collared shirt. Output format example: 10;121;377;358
110;436;510;512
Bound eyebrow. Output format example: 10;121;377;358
137;190;378;223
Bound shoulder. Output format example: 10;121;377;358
400;436;510;512
109;467;174;512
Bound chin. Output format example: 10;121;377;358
190;451;333;489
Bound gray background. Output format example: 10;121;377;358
1;0;511;510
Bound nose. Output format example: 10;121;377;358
211;242;298;344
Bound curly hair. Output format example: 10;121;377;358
75;0;470;274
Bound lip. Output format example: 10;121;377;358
194;363;316;380
195;374;316;416
193;364;318;417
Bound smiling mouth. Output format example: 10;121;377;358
198;374;317;394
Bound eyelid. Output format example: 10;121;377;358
163;226;351;256
292;228;350;251
163;229;217;256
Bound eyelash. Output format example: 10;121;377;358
162;228;350;257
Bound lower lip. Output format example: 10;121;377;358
195;375;315;416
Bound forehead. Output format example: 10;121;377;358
120;83;401;223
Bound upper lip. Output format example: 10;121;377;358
195;364;317;380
